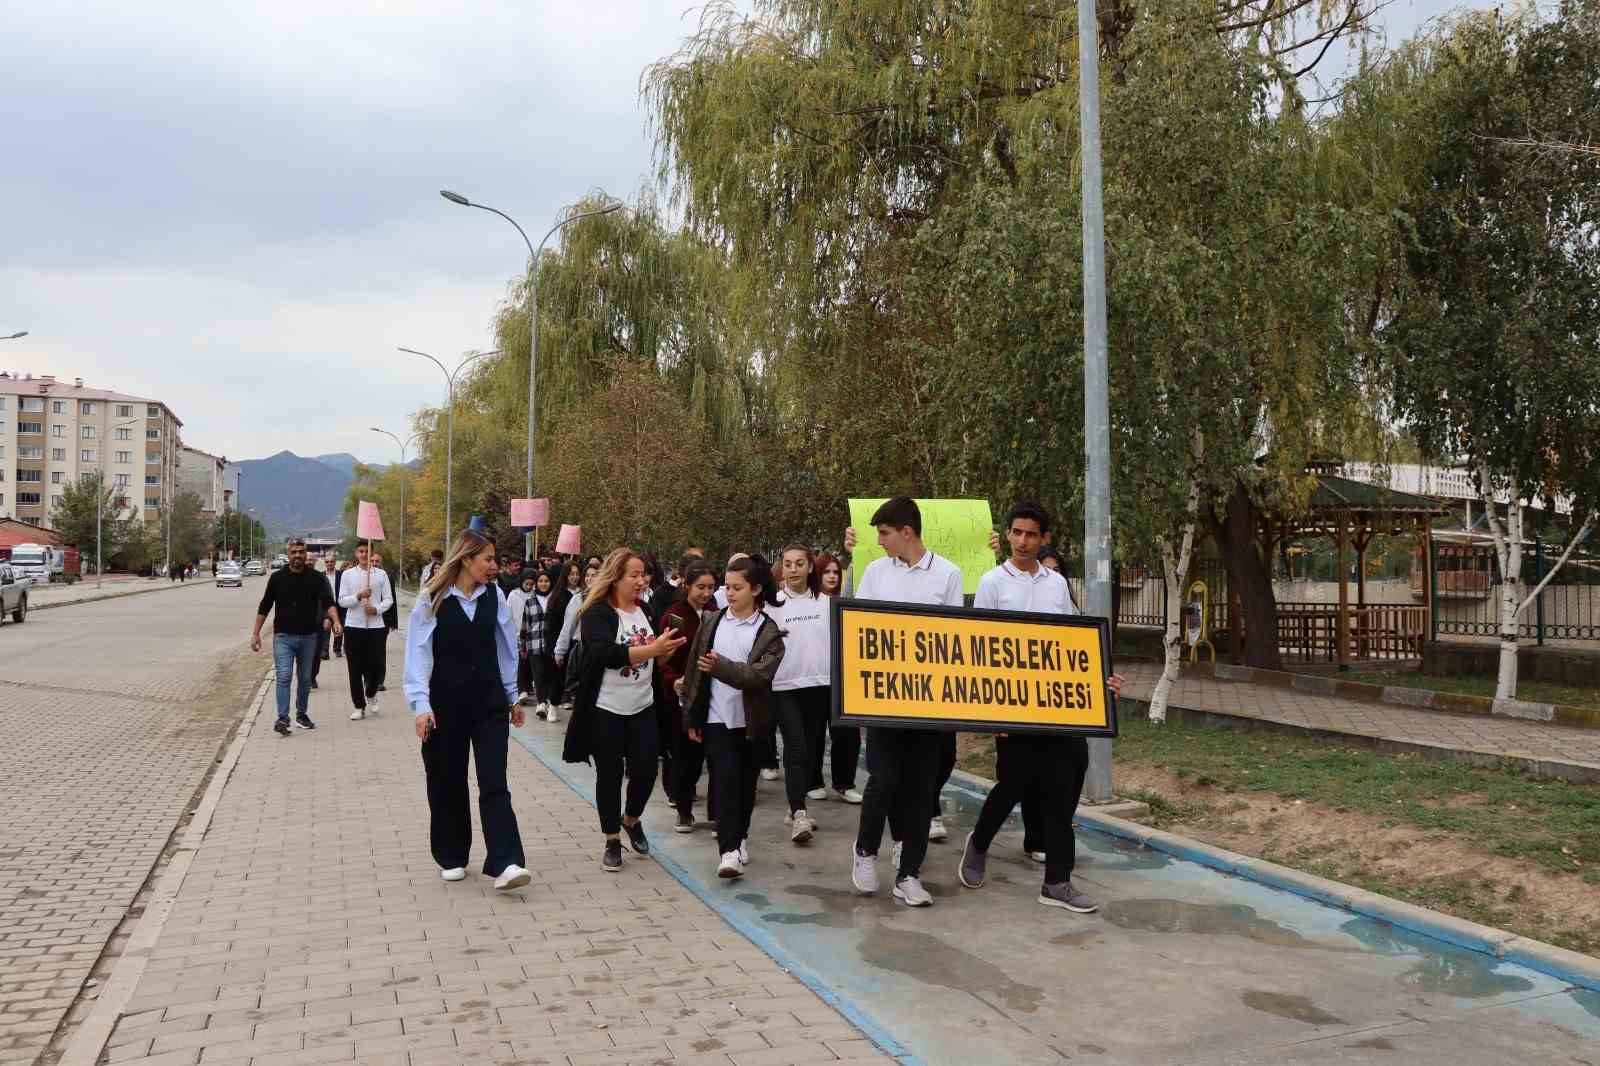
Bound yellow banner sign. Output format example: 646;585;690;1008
833;600;1117;735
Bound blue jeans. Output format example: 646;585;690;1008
273;633;319;719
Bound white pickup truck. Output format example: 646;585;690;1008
0;561;29;625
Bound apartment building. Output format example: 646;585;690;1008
176;445;227;519
0;372;183;529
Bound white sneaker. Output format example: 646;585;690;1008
806;787;828;801
836;788;864;804
349;707;365;721
851;848;879;895
738;839;750;866
440;867;466;882
760;768;781;781
929;816;948;842
517;691;532;705
892;840;903;873
367;696;380;716
493;864;531;891
546;706;561;723
893;875;934;907
790;810;814;844
1028;850;1047;864
718;852;743;879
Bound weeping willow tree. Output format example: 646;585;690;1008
647;0;1392;671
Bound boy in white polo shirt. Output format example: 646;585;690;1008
959;502;1124;912
846;497;964;907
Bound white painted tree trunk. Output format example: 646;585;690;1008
1149;468;1200;724
1476;462;1598;702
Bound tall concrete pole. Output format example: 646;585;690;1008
1079;0;1114;803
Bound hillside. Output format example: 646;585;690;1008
236;451;379;536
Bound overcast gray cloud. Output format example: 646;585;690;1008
2;0;1471;464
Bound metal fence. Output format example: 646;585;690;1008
1068;558;1232;637
1430;541;1600;644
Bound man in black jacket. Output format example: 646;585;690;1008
251;539;342;735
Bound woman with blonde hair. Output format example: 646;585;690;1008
563;547;685;872
402;529;530;891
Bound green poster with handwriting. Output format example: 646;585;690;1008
847;498;995;595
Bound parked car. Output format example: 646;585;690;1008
0;562;29;624
243;559;265;577
216;562;243;588
270;554;288;571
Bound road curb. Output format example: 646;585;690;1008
31;578;212;613
57;668;273;1066
947;766;1600;993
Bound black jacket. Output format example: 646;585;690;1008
562;600;659;764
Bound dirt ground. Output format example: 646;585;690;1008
1108;761;1600;955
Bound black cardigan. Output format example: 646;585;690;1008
561;600;658;764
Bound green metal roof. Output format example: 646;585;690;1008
1309;474;1448;515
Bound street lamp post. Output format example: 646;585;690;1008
401;347;498;552
371;427;418;591
98;418;141;589
440;190;623;561
1;331;27;341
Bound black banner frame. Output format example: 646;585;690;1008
829;596;1119;737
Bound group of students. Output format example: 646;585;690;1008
399;495;1122;915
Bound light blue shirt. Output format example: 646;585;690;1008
403;583;519;716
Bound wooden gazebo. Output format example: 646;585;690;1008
1249;465;1449;667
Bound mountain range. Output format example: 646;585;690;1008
236;451;390;536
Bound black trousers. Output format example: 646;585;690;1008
670;728;708;816
972;735;1089;885
932;732;957;820
516;652;533;697
754;733;779;771
780;686;831;794
344;626;385;708
531;654;555;703
592;708;657;835
420;699;526;876
703;723;759;854
831;724;861;791
312;627;329;682
771;690;818;813
856;727;943;879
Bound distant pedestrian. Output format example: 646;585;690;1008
312;555;335;688
250;538;341;735
403;529;530;890
420;548;443;587
770;544;833;841
339;543;394;721
373;550;400;692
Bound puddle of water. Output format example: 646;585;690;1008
762;883;880;928
1078;833;1172;872
1569;988;1600;1020
1102;898;1342;951
1339;919;1536;999
1050;931;1100;948
1347;1036;1398;1050
734;892;771;908
1241;990;1346;1025
859;924;1045;1013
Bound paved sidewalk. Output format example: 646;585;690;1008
98;671;890;1066
1119;663;1600;770
28;577;218;611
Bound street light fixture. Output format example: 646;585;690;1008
440;189;624;559
97;419;141;590
2;331;27;341
401;347;498;552
371;427;419;591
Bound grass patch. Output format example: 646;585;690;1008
1343;669;1600;711
1112;715;1599;872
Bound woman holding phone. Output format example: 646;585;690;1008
565;548;685;872
403;529;530;891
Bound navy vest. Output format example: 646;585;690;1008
428;587;504;712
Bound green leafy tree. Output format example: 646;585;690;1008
1378;3;1600;700
51;473;130;570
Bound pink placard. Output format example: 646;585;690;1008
511;498;550;527
356;500;386;541
555;524;581;554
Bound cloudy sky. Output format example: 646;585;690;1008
3;0;1469;465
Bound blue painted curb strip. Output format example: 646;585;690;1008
947;769;1600;994
511;728;925;1066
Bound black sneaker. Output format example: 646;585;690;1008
624;821;650;855
674;809;695;834
295;713;316;730
310;680;319;690
602;839;623;872
273;718;291;736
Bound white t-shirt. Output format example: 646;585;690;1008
972;560;1078;616
707;608;765;728
771;589;831;691
594;605;656;716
